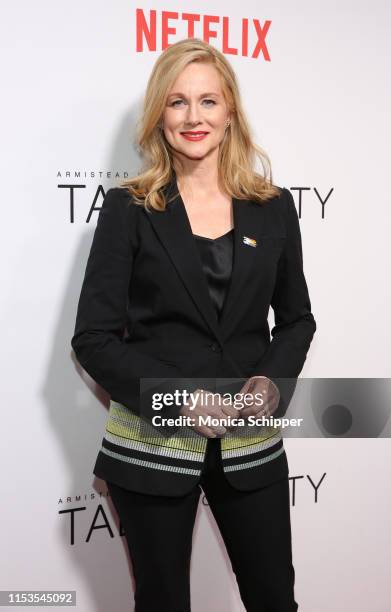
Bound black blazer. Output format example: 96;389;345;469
71;174;316;496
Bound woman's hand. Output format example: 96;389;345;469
179;388;239;438
238;376;280;418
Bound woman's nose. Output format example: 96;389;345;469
185;103;202;124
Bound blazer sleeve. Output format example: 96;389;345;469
249;187;317;417
71;187;199;436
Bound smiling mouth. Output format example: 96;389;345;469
180;132;209;140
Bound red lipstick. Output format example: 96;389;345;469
180;131;209;142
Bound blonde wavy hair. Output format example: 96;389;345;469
121;37;281;211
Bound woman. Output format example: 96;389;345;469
71;38;316;612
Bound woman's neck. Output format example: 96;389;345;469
175;171;221;201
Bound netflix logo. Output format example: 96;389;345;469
135;8;272;60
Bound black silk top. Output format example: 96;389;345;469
193;228;234;321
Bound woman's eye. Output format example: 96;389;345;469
170;99;216;107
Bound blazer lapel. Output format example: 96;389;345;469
145;174;260;343
218;198;259;336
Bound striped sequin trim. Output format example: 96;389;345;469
104;430;206;463
100;446;202;476
220;426;282;451
223;446;285;472
106;400;208;453
221;432;282;459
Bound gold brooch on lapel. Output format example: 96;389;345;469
242;236;257;247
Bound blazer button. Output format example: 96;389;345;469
209;343;221;352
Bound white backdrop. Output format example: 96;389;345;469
1;1;391;610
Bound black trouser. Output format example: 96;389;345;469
106;438;298;612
